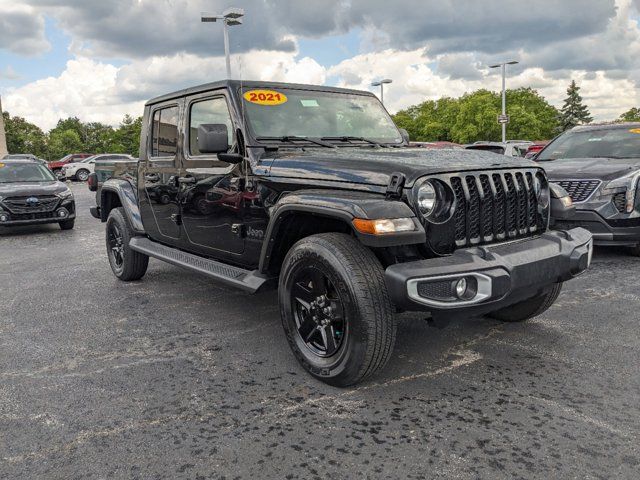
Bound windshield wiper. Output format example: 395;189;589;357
321;136;383;147
256;136;336;148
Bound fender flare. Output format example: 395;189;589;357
258;189;425;273
100;179;145;234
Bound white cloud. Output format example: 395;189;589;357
328;49;639;120
3;58;140;130
2;50;327;130
0;1;49;56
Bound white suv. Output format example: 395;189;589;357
63;154;133;181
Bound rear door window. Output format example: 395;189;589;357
151;106;179;157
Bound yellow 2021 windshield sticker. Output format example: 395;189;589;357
243;90;287;106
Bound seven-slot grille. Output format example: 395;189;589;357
1;195;60;214
555;179;601;203
446;170;547;249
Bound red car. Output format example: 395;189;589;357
49;153;93;173
524;142;549;159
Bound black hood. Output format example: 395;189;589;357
0;180;68;197
541;157;640;182
265;148;537;187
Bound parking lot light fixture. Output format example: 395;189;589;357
201;8;245;79
489;61;519;143
371;79;392;106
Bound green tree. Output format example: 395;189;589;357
504;88;560;140
48;129;84;160
559;80;592;131
110;115;142;157
618;107;640;122
393;87;559;143
2;111;48;158
450;89;502;144
83;122;115;153
50;117;86;142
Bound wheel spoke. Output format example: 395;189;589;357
320;325;338;356
298;316;318;342
309;269;327;295
292;282;315;308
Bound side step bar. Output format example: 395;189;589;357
129;237;274;293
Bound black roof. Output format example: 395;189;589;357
146;80;376;106
571;122;640;132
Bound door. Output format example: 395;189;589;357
139;103;182;243
180;93;246;258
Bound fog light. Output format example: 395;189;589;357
455;278;468;299
57;208;69;218
0;213;9;222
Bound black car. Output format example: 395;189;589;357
0;158;76;229
91;80;592;386
537;123;640;255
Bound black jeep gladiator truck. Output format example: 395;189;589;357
91;80;592;386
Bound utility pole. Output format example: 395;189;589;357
371;79;392;106
0;96;7;156
489;61;518;143
201;8;245;79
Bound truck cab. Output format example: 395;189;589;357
93;80;592;386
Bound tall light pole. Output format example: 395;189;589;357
489;61;518;143
371;79;392;106
201;8;245;79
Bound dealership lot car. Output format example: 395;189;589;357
464;141;532;157
93;80;592;386
48;153;93;174
0;158;75;229
538;123;640;255
63;153;134;181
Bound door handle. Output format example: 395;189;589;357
177;176;196;184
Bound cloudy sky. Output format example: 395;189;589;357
1;0;639;130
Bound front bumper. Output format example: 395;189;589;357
385;228;592;316
553;210;640;246
0;200;76;227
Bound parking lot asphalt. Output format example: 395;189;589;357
1;182;639;479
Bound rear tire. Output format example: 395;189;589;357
488;283;563;322
279;233;397;387
106;207;148;281
59;219;75;230
76;169;90;182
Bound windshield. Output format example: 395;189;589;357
538;127;640;160
241;88;402;144
0;163;56;183
81;156;97;163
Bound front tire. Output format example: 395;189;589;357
76;169;90;182
106;207;149;281
59;219;75;230
488;283;563;322
279;233;397;387
630;244;640;257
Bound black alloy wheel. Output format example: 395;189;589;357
107;222;125;272
292;266;346;358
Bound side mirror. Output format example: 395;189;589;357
399;128;410;144
197;124;229;154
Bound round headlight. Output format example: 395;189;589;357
417;181;437;216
